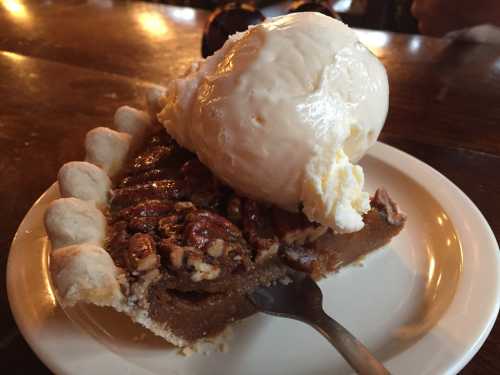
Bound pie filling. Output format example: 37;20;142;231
105;130;405;343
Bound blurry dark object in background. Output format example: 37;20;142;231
288;0;340;19
149;0;418;34
201;2;265;57
158;0;416;33
339;0;417;33
149;0;217;10
148;0;278;10
390;0;418;33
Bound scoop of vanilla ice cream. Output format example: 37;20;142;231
158;13;389;233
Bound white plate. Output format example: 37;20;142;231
7;142;500;375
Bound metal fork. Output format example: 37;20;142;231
247;273;390;375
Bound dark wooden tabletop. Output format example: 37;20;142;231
1;1;499;374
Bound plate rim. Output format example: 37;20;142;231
7;141;500;375
373;142;500;374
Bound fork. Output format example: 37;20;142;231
247;273;390;375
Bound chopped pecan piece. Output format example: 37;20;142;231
184;210;242;249
112;179;187;209
372;189;407;226
158;214;184;239
242;199;280;262
254;241;279;263
128;216;160;233
174;201;196;213
127;233;159;273
279;244;318;273
158;238;188;269
242;200;277;241
107;220;129;268
158;239;222;282
129;145;174;174
120;168;178;187
157;210;254;282
186;252;220;282
115;200;174;221
206;239;224;258
190;191;222;210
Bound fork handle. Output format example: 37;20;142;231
310;310;391;375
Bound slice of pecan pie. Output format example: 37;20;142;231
45;98;405;347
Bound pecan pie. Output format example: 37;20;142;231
44;100;405;348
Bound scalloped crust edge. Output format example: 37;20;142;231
44;90;190;348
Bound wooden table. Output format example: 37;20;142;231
1;1;498;374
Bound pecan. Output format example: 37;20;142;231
127;233;159;273
112;179;187;209
186;252;220;282
159;214;252;281
184;210;242;249
107;220;129;268
174;201;196;213
254;241;279;263
206;238;225;258
242;199;277;241
242;199;280;262
190;191;222;209
158;238;187;269
158;239;221;282
128;216;160;233
129;145;174;174
372;189;407;226
279;244;318;273
115;200;174;221
158;214;184;239
143;135;194;167
120;168;178;187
